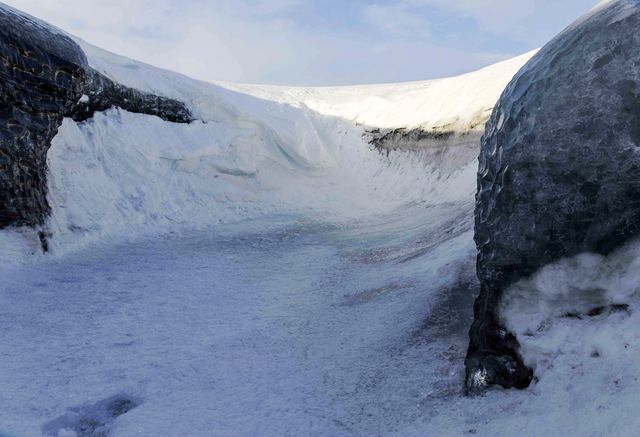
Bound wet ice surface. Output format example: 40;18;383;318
0;203;477;437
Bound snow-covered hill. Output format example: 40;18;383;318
217;51;536;133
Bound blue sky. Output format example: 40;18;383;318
6;0;597;85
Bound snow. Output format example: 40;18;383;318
501;238;640;383
1;35;486;436
217;51;536;132
75;37;534;133
2;7;638;436
44;106;474;256
1;210;477;437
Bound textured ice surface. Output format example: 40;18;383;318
468;0;640;389
0;5;86;228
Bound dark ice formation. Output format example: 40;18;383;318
69;68;193;124
0;5;192;234
367;128;481;171
0;6;87;230
466;0;640;391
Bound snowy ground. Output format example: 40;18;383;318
1;206;478;437
5;206;640;437
1;30;489;436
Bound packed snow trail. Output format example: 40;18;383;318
6;210;640;437
1;208;477;437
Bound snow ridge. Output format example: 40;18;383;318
7;39;521;257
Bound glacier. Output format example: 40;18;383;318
3;1;640;436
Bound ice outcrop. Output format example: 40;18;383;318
467;0;640;391
0;5;192;234
68;68;193;124
0;6;87;230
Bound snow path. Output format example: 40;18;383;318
0;205;476;437
9;188;632;437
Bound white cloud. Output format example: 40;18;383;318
403;0;597;41
3;0;302;82
2;0;597;85
361;3;432;39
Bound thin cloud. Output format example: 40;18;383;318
361;3;433;39
2;0;597;85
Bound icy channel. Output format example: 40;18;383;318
0;204;476;437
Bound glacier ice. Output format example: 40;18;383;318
468;0;640;391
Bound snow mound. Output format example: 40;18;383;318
502;238;640;378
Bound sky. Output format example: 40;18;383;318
4;0;598;86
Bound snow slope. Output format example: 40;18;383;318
218;51;536;132
0;38;532;258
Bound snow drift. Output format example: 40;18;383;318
0;6;533;259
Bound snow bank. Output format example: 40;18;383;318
0;38;512;257
501;238;640;378
45;105;473;254
218;51;535;132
